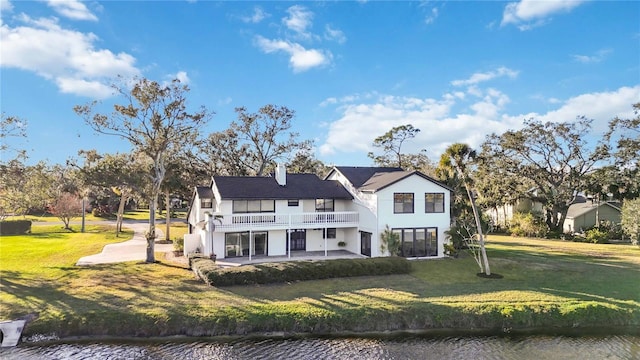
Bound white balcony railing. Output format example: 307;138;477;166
212;211;359;231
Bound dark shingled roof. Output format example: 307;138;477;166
212;173;353;200
196;186;214;199
332;166;403;188
360;171;414;191
332;166;452;192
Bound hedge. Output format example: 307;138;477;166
0;220;32;235
190;256;412;287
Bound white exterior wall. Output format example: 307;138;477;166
375;174;450;258
268;230;287;256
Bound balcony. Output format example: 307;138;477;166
212;211;359;232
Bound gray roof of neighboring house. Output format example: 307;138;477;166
331;166;452;192
566;200;622;219
211;173;353;200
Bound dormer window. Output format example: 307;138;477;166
201;198;213;209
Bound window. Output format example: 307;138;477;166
393;227;438;257
288;199;299;207
315;198;334;212
232;200;275;213
323;228;336;239
425;193;445;213
394;193;414;213
200;198;212;209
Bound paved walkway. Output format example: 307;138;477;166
73;220;175;266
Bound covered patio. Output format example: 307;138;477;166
215;250;366;267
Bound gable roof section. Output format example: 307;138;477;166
566;200;622;219
359;170;453;193
196;186;214;199
330;166;403;188
212;173;353;200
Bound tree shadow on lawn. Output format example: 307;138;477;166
220;248;639;318
0;270;140;332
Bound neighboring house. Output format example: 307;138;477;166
563;197;622;234
186;164;452;260
485;188;545;229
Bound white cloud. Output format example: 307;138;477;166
255;35;331;73
1;0;13;12
252;6;339;73
283;5;313;38
46;0;98;21
511;86;640;132
56;77;113;98
318;85;639;162
174;70;190;84
424;7;439;25
324;25;346;44
572;48;612;64
0;15;140;98
501;0;586;30
241;6;268;23
217;96;232;106
451;66;519;87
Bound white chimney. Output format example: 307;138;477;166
275;163;286;186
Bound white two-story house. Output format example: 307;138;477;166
186;165;451;260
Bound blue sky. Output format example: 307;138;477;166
1;0;639;167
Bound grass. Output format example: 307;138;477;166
0;231;638;340
4;208;188;223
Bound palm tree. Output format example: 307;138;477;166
439;143;491;275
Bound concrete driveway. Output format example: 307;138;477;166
74;220;175;266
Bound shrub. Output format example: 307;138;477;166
173;237;184;252
0;220;32;235
598;220;624;241
379;225;401;256
584;228;609;244
91;205;112;218
509;212;548;238
443;243;458;257
192;257;412;287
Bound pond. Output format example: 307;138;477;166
1;333;638;359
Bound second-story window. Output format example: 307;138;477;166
315;198;334;212
288;200;299;207
394;193;414;213
232;200;275;213
201;198;213;209
425;193;445;213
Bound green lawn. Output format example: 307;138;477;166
5;208;188;223
0;230;638;339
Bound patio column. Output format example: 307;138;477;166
249;230;252;261
324;226;327;257
288;215;291;259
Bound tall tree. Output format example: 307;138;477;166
475;142;535;228
0;113;28;161
439;143;491;276
202;105;311;176
286;146;329;178
621;198;640;246
592;102;640;200
74;77;211;263
481;118;606;233
368;124;420;169
72;151;148;236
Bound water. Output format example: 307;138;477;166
1;334;638;360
